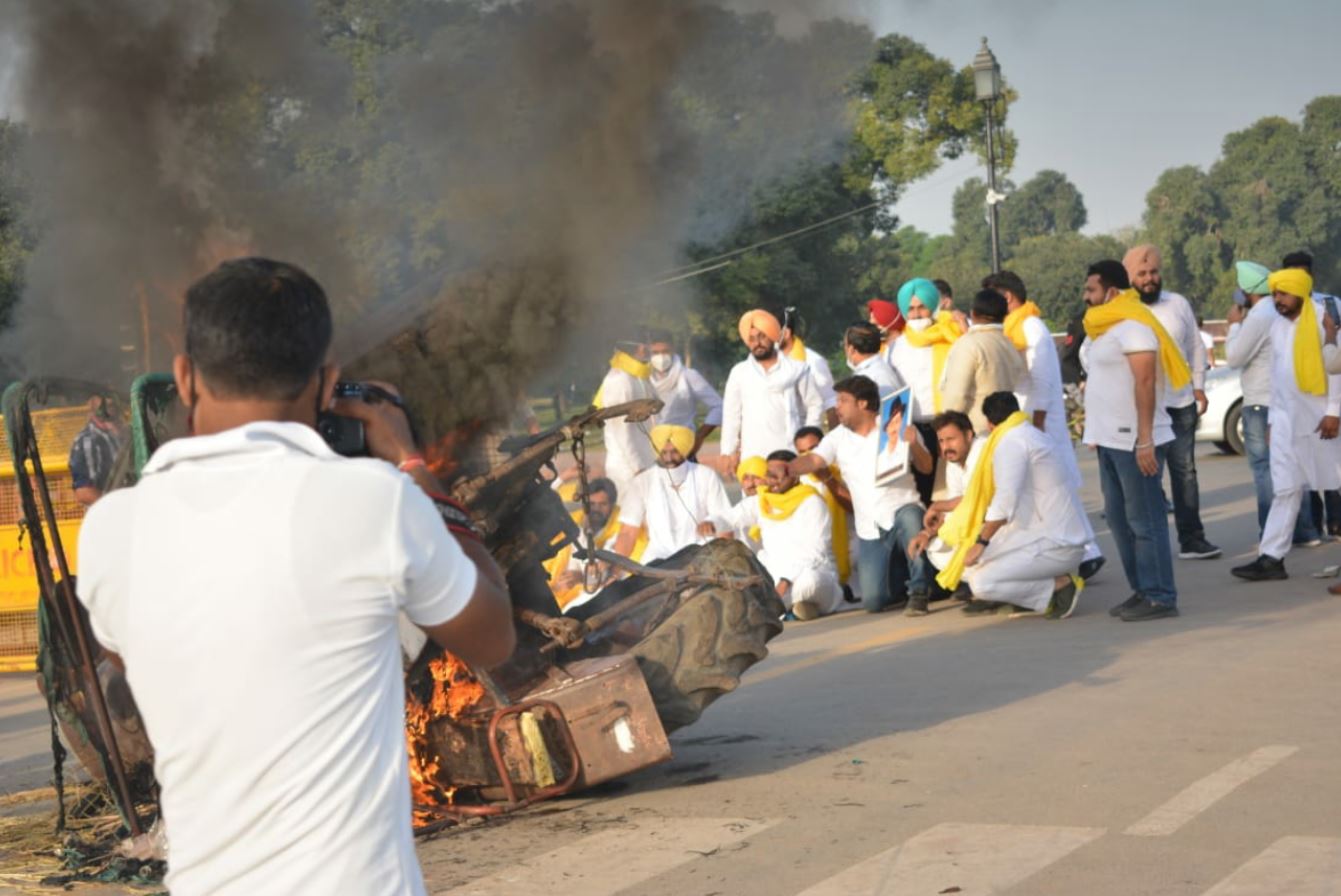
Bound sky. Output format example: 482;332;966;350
873;0;1341;235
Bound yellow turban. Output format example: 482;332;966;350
735;455;768;482
651;424;695;458
738;309;781;346
1268;267;1326;396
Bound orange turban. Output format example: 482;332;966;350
1123;244;1163;279
738;309;781;346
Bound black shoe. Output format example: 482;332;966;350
1046;579;1081;620
842;584;859;604
1108;593;1143;618
961;599;1002;615
904;594;929;617
1178;538;1222;560
1230;555;1287;581
1119;599;1180;622
950;584;973;602
1078;556;1106;582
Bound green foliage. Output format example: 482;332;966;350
0;121;34;331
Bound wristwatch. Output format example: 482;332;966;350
976;535;991;547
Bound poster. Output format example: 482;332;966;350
875;386;915;486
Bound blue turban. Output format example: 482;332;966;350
1235;261;1270;296
896;278;940;319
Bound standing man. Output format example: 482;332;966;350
935;393;1090;619
780;307;838;426
933;279;956;311
1231;268;1341;581
1123;244;1220;560
987;270;1103;578
1224;261;1281;534
867;298;905;360
939;288;1027;434
789;376;929;615
713;450;844;620
77;258;514;895
614;424;733;565
70;395;128;506
595;339;658;501
720;309;825;471
843;322;905;396
647;330;722;459
1081;260;1189;621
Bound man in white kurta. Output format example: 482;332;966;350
615;425;733;565
648;345;723;456
962;394;1089;615
845;322;905;397
714;452;843;620
1232;269;1341;580
720;309;824;465
597;345;658;500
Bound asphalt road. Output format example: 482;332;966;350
6;444;1341;895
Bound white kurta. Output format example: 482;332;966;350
888;322;936;422
599;368;658;500
719;354;824;459
1146;291;1206;409
650;356;724;430
718;489;843;616
1266;305;1341;494
621;462;733;565
802;347;838;411
851;354;906;398
964;425;1088;611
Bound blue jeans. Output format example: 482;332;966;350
1240;405;1273;534
1097;444;1177;607
856;503;929;612
1165;403;1206;548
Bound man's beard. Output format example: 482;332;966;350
1138;279;1162;304
751;345;777;360
589;512;610;531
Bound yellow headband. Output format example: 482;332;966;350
651;424;695;458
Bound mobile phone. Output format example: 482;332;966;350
1326;297;1341;328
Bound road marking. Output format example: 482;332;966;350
1202;837;1341;895
440;816;777;896
1124;745;1299;837
796;823;1104;895
745;626;932;687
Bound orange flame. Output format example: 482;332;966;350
406;652;487;822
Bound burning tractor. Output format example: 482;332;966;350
7;375;785;841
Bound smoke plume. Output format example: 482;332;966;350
1;0;877;440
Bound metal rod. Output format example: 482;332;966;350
984;99;1001;273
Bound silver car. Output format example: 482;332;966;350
1195;365;1244;455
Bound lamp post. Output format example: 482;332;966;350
972;37;1004;273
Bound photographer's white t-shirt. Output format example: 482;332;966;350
78;421;477;896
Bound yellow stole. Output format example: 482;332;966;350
901;312;963;412
1082;291;1191;391
592;351;651;408
804;471;851;583
758;483;820;520
1003;301;1042;350
787;336;807;361
545;508;646;609
1292;297;1327;396
935;411;1028;591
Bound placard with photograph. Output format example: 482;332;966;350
875;386;915;486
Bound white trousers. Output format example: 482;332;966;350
965;537;1085;612
1260;487;1304;560
787;566;844;617
1048;427;1103;562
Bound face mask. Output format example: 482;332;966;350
663;462;690;486
650;352;673;373
906;318;932;332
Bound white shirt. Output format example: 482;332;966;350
850;354;906;398
1145;291;1205;408
985;424;1089;548
1081;319;1174;451
812;424;921;539
1225;298;1277;406
1015;315;1065;423
801;347;838;411
650;356;723;430
77;423;476;896
719;354;824;458
718;490;835;584
599;368;658;479
889;321;936;421
621;462;733;564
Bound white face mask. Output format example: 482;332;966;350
663;461;690;485
906;317;933;332
650;352;674;373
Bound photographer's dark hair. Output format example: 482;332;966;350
184;258;332;401
844;322;883;356
1088;260;1130;291
972;289;1009;323
983;270;1027;301
834;375;880;412
931;410;974;436
982;391;1021;426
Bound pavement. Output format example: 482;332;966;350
7;444;1341;894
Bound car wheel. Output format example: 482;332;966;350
1224;401;1244;456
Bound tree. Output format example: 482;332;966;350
0;121;33;334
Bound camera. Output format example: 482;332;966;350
317;381;412;457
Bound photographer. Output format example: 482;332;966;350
77;258;513;896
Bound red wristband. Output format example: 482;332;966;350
397;454;427;473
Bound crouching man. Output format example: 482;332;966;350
713;450;844;620
936;392;1089;619
76;258;514;896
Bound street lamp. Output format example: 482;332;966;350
972;37;1004;273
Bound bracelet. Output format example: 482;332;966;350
1134;441;1154;450
398;454;427;472
427;491;483;542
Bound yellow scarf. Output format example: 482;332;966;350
1268;268;1326;396
803;471;851;583
1082;291;1191;392
758;482;820;521
901;311;962;412
544;508;646;609
592;351;651;408
1003;301;1042;350
787;336;807;361
935;411;1028;591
